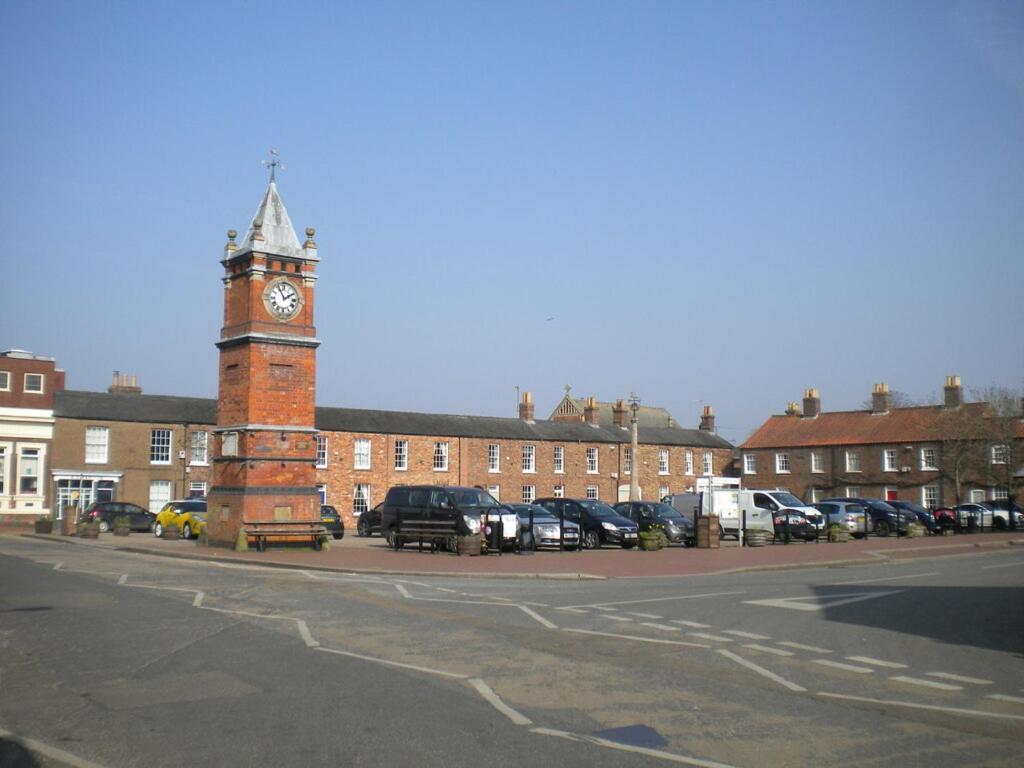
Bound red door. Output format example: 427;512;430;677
885;489;898;501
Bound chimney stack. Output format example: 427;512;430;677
871;382;892;414
699;404;715;432
108;371;142;395
612;399;628;428
802;388;820;418
518;390;535;422
584;396;600;425
785;401;802;416
943;375;963;409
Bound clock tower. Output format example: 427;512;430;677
205;175;321;548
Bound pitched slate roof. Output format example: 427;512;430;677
741;403;993;449
234;181;304;259
54;390;733;449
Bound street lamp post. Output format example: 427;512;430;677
629;393;640;502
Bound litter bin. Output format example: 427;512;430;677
696;515;720;549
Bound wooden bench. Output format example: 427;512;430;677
391;518;461;553
243;520;329;552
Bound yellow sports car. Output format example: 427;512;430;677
153;499;207;539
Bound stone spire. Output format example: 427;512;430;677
233;181;305;260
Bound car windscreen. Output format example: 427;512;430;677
865;500;897;513
578;501;619;519
183;501;206;512
651;503;684;519
773;492;805;507
450;489;500;509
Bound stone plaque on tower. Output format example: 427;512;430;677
205;164;321;548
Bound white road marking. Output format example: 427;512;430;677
779;641;832;653
394;582;412;599
847;656;908;669
117;574;128;585
469;678;532;725
818;692;1024;721
723;630;771;640
744;590;902;612
192;591;205;608
53;562;63;571
671;620;712;628
987;694;1024;705
0;726;110;768
559;591;744;610
296;620;319;648
602;614;634;622
531;726;740;767
813;659;874;674
591;606;617;612
889;676;962;691
716;649;806;692
641;622;681;631
519;605;558;629
981;561;1024;570
556;607;589;613
435;587;458;593
316;646;467;679
628;612;664;619
688;632;734;643
926;672;992;685
831;572;938;585
521;601;550;608
743;644;794;657
564;628;711;648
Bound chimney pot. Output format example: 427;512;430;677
802;387;820;418
518;390;535;422
699;405;716;432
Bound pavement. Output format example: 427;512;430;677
15;526;1024;579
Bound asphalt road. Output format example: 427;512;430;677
1;535;1022;767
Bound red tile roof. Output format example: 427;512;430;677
740;403;1007;449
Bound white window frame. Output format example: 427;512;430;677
991;486;1008;500
522;444;536;473
85;426;109;464
685;449;694;475
920;447;938;471
521;485;535;504
702;451;713;475
846;486;861;498
487;485;500;501
553;484;564;498
810;451;824;474
23;372;44;394
316;484;327;505
150;429;172;465
845;450;861;473
315;435;329;468
488;443;500;473
0;371;9;391
922;485;939;508
18;446;42;496
148;480;172;514
991;444;1009;465
969;489;986;503
0;445;7;496
586;484;599;500
586;447;599;474
743;454;756;475
188;481;207;498
808;488;820;503
624;446;633;475
775;452;791;474
394;439;408;471
353;484;371;515
190;430;209;466
659;449;669;475
353;438;371;470
553;446;564;474
883;449;897;472
659;485;670;500
433;441;448;471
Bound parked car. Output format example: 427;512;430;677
888;501;939;534
931;507;959;532
506;503;580;549
356;503;383;537
78;501;155;533
320;505;345;540
534;498;639;549
614;501;695;546
379;485;487;549
153;499;207;538
821;497;914;537
955;503;994;531
812;500;869;537
981;500;1024;530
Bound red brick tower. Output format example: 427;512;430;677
205;173;321;548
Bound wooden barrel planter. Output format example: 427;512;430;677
639;534;663;551
34;519;53;534
744;529;769;547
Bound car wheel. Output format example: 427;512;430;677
357;519;370;537
994;517;1007;531
583;530;600;550
181;523;192;540
98;520;110;533
875;521;891;537
386;527;403;550
154;522;163;537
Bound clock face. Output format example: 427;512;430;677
265;279;300;320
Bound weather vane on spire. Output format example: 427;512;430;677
263;148;284;182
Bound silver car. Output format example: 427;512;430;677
509;504;580;550
813;500;869;537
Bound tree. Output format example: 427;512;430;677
972;386;1024;512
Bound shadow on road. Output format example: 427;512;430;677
0;738;40;767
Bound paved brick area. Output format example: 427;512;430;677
17;527;1022;579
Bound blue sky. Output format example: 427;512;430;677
2;0;1022;444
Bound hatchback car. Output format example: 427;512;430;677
614;501;695;546
982;500;1024;530
812;500;869;537
153;499;207;538
534;498;639;549
821;497;914;536
320;505;345;540
79;501;155;533
507;503;581;549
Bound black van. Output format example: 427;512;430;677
534;498;638;549
380;485;496;548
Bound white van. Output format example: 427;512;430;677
736;490;824;535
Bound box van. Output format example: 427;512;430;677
737;490;823;536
